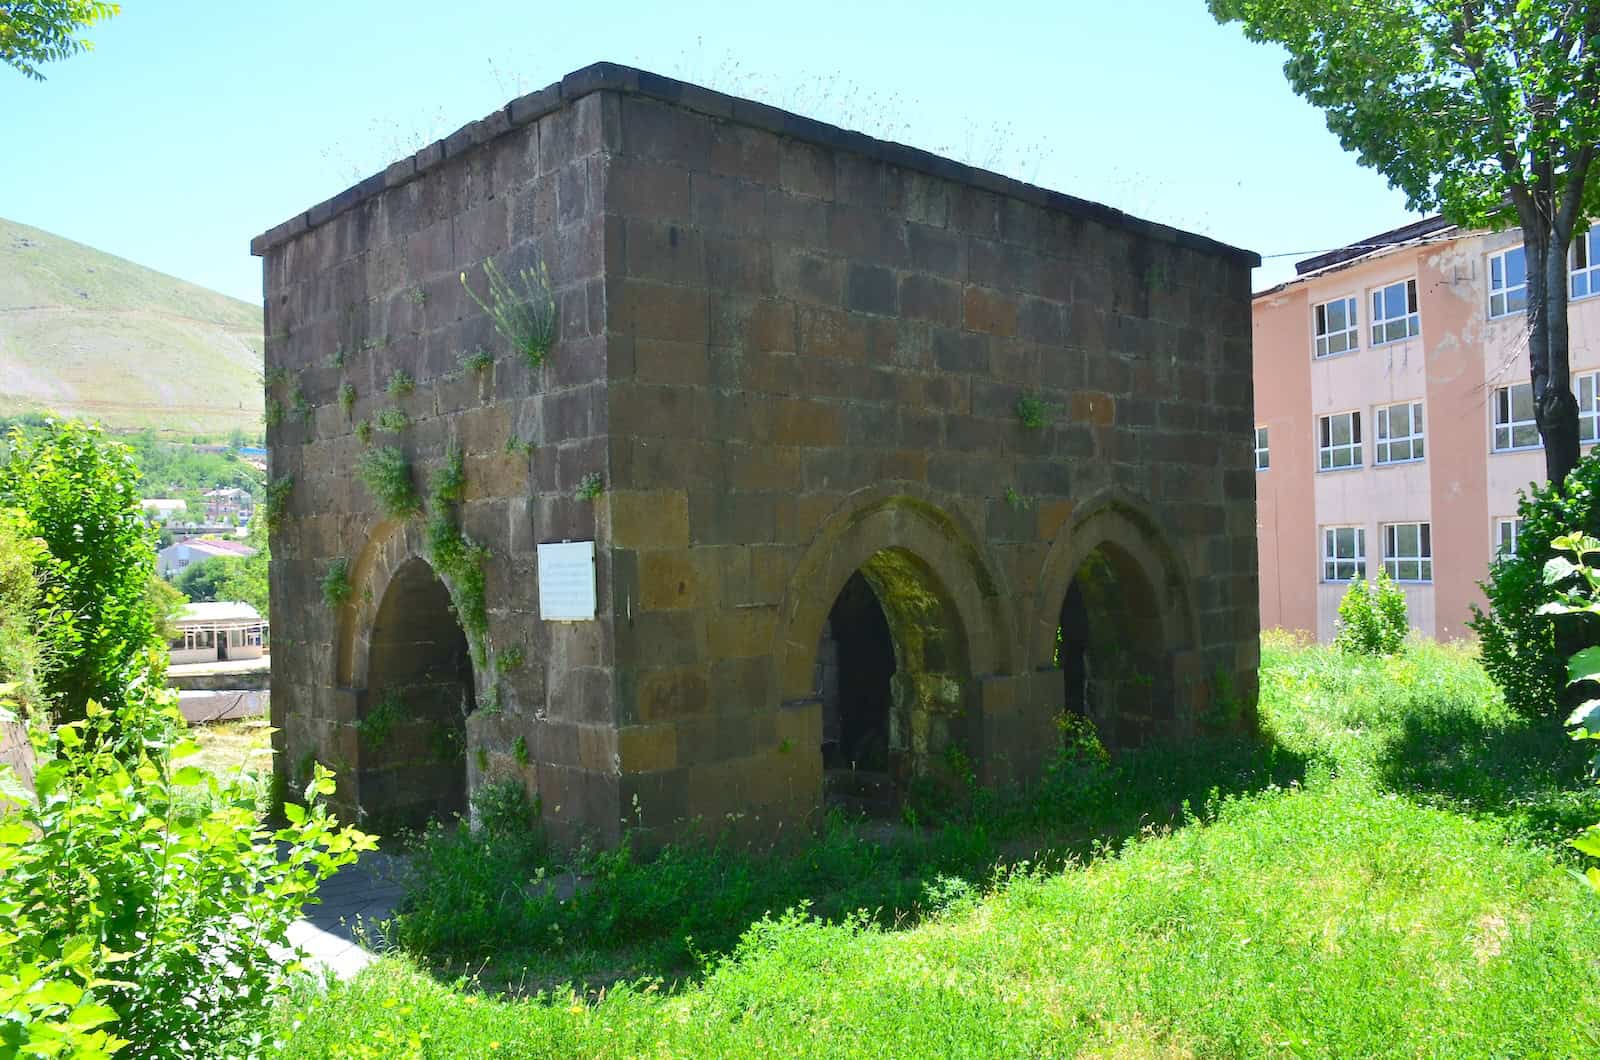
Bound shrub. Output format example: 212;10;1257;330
0;510;46;717
0;687;373;1056
575;472;604;500
0;421;162;721
357;447;421;520
1470;453;1600;716
338;382;356;416
460;347;494;373
1534;532;1600;890
1334;570;1408;656
461;259;556;368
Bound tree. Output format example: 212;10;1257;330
173;554;234;604
217;517;269;617
0;0;120;80
0;420;161;720
1210;0;1600;487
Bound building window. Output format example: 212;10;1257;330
1573;231;1600;299
1581;372;1600;444
1492;382;1540;451
1318;411;1362;471
1255;426;1270;471
1370;278;1420;345
1374;400;1424;464
1313;296;1359;358
1383;522;1433;582
1495;517;1523;558
1488;246;1527;318
1323;526;1367;582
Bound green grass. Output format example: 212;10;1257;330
276;633;1600;1056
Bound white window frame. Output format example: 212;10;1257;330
1318;410;1363;471
1383;522;1433;583
1322;526;1367;583
1254;426;1270;471
1495;517;1523;559
1374;400;1425;465
1313;296;1360;358
1573;231;1600;300
1492;382;1541;452
1580;371;1600;445
1370;278;1420;346
1488;246;1527;318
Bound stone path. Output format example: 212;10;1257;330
286;850;408;980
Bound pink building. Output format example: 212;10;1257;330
1254;218;1600;640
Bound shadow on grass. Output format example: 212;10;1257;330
387;732;1308;996
1376;705;1600;847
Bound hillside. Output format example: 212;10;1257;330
0;218;263;436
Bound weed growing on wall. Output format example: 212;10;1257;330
358;690;405;749
263;475;295;533
425;445;489;662
498;645;524;671
461;259;556;369
321;557;353;609
329;344;347;369
1015;392;1058;430
291;384;312;424
357;447;421;520
354;419;373;446
575;472;604;501
264;396;284;428
374;407;410;433
386;370;415;398
460;347;494;374
338;382;356;417
1005;486;1032;511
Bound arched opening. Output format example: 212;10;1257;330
1055;543;1170;749
812;548;972;813
359;556;474;830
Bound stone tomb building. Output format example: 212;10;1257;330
253;63;1260;843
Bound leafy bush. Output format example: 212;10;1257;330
0;687;373;1057
1014;392;1058;430
1334;570;1408;656
0;420;162;721
1471;453;1600;716
0;509;46;716
385;370;415;398
357;446;421;520
1534;532;1600;890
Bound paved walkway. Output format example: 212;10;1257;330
286;851;408;979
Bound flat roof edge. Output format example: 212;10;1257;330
253;63;1260;267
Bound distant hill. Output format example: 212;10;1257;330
0;218;263;437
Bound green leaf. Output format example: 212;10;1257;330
281;801;306;825
1567;698;1600;731
1567;646;1600;686
1543;556;1579;585
170;766;205;787
67;1001;119;1030
1570;828;1600;858
0;821;32;844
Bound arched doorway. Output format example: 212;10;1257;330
1055;542;1169;748
812;547;972;813
358;556;474;830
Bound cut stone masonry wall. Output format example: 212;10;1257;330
254;62;1260;845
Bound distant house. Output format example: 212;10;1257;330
157;536;256;577
170;601;268;664
140;498;187;525
204;487;254;523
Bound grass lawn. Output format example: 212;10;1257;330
273;635;1600;1057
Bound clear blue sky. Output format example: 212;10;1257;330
1;0;1418;305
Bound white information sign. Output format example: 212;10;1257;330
537;540;597;621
